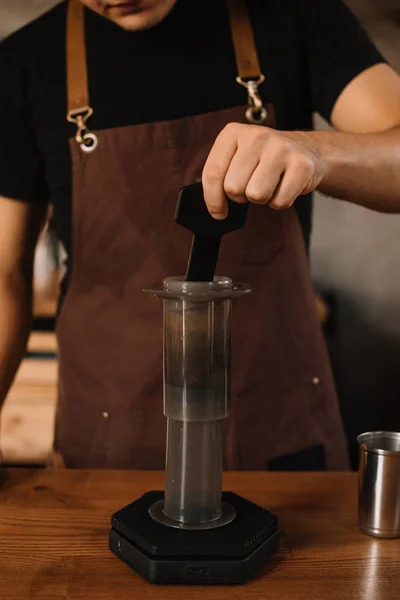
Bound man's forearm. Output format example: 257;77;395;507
0;274;33;408
309;127;400;212
202;121;400;216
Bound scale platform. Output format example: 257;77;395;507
109;491;279;585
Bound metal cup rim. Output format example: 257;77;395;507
357;431;400;457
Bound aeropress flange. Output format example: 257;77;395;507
109;183;279;584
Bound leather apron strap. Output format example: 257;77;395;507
65;0;267;152
66;0;88;114
226;0;261;80
225;0;267;123
66;0;98;152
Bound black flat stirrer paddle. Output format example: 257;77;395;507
175;182;249;282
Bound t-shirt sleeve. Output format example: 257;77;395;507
0;37;48;203
298;0;386;123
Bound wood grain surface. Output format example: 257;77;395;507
0;470;399;599
27;333;57;354
1;336;58;464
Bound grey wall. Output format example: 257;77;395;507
0;0;60;39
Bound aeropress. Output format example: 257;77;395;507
109;182;279;584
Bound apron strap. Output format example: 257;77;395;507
65;0;266;152
226;0;261;81
226;0;267;123
66;0;98;152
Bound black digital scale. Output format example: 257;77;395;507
109;491;278;585
109;183;279;584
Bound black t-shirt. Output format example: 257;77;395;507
0;0;383;284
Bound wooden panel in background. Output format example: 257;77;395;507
13;358;58;385
1;332;58;464
27;332;58;354
0;387;56;464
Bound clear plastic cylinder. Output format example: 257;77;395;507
144;276;250;528
164;419;223;524
163;279;232;524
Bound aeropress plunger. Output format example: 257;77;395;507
109;182;279;584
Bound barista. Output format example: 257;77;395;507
0;0;400;470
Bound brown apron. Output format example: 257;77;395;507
53;0;349;470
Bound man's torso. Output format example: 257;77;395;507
1;0;314;304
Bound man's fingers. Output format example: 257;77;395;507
202;123;239;219
268;163;310;210
223;140;262;204
244;152;286;205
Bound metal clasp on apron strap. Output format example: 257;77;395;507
236;75;267;124
225;0;268;125
67;107;98;153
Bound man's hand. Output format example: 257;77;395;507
203;64;400;217
202;123;326;218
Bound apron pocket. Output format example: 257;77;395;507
232;373;347;470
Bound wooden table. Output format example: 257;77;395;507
0;470;399;599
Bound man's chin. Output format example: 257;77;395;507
110;10;160;31
101;1;177;31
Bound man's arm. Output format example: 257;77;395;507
309;63;400;212
0;196;47;407
202;64;400;217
